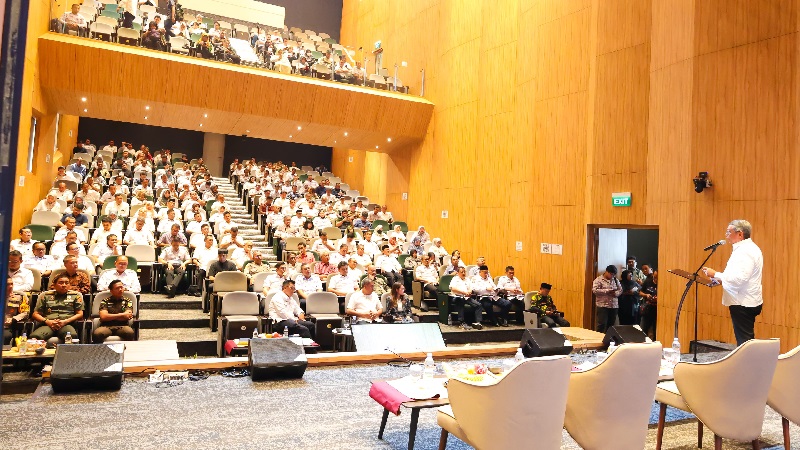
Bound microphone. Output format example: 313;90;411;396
703;240;726;251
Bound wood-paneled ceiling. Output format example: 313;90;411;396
38;34;433;152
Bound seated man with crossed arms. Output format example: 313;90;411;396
92;279;135;342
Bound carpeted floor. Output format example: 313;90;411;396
0;355;796;449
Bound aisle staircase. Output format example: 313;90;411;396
137;176;273;356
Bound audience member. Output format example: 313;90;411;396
592;265;622;333
30;273;84;342
448;266;483;330
92;280;135;342
346;279;382;323
530;283;570;328
97;256;141;293
269;280;315;339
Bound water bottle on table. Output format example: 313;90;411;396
65;332;73;344
283;325;290;338
423;353;435;379
670;338;681;366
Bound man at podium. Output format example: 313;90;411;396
702;220;763;346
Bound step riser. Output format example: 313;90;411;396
141;301;203;310
140;319;208;329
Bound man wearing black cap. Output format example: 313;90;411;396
592;265;622;333
530;283;570;328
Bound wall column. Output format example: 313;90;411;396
202;132;225;177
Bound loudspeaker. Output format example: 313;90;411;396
520;328;573;358
314;317;343;350
51;343;125;393
249;338;307;380
603;325;648;348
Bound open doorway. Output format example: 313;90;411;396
583;225;659;334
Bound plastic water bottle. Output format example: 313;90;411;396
447;314;453;326
514;348;525;363
64;332;73;344
671;338;681;365
283;326;289;338
18;333;28;354
607;341;617;355
423;353;435;379
252;328;259;339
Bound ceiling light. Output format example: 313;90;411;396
144;116;148;120
83;109;88;113
375;145;379;149
199;124;203;127
334;140;337;144
344;132;348;137
145;106;150;110
289;135;293;138
81;97;87;102
297;126;302;130
387;138;392;142
204;113;208;118
246;130;250;133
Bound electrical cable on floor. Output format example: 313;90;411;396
221;367;250;378
385;347;412;368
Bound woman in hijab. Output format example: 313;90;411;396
618;269;641;326
414;226;431;245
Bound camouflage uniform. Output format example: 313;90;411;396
92;296;135;342
30;290;84;341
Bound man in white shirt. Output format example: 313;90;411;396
468;256;491;278
219;227;244;250
361;230;380;257
53;217;87;244
75;183;101;204
97;256;141;293
189;224;216;249
329;244;351;267
192;235;219;277
263;262;289;295
217;212;238;236
91;218;116;245
91;234;123;267
51;231;85;258
59;4;88;34
346;279;383;323
347;258;364;280
414;254;439;311
185;213;207;235
311;231;336;254
8;251;34;293
449;266;483;330
353;244;373;267
375;245;402;286
159;240;190;298
22;242;59;277
268;280;315;339
703;219;764;346
472;265;510;327
10;228;37;257
157;210;183;234
336;233;358;254
65;243;94;273
124;218;155;246
312;211;334;230
496;265;525;323
34;194;62;214
294;264;322;311
289;209;306;229
328;261;359;298
429;238;448;263
50;182;74;202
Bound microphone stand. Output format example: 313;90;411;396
674;245;720;362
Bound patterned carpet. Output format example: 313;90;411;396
0;356;796;449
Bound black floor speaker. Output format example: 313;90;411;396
50;343;125;393
249;338;307;380
603;325;648;348
520;328;573;358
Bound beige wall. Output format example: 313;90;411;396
12;0;78;235
337;0;800;351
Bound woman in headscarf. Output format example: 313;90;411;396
618;269;641;326
408;235;424;255
414;226;431;245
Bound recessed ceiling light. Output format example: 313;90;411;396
344;132;348;137
289;135;293;138
334;140;337;144
81;97;87;102
145;106;150;110
387;138;392;142
199;124;203;127
204;114;208;118
83;109;88;112
144;116;148;120
297;126;302;130
375;145;379;149
246;130;250;133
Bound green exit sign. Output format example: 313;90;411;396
612;192;632;207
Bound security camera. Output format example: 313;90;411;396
693;172;711;193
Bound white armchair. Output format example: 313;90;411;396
437;355;572;450
767;344;800;450
655;338;780;450
565;342;663;450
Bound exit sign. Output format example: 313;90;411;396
612;192;632;207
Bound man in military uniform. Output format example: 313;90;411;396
529;282;570;328
363;265;389;298
92;280;135;342
4;277;29;344
30;273;84;341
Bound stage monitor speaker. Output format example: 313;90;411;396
249;338;307;380
603;325;649;348
520;328;573;358
51;343;125;393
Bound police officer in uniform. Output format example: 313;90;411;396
30;273;84;342
92;280;135;342
4;277;29;344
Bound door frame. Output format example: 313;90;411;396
583;224;659;330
